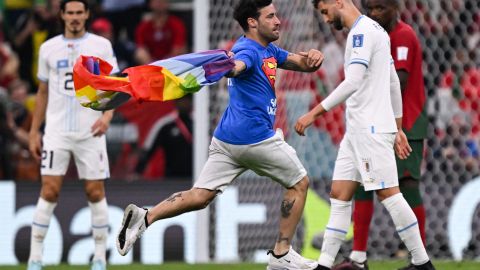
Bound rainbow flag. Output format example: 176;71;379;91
74;50;235;110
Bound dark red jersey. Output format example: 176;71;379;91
390;21;428;139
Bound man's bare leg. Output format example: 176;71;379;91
147;188;218;225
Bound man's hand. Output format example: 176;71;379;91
394;129;412;160
91;112;113;137
29;131;42;161
298;49;324;68
295;112;316;136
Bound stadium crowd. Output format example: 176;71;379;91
0;0;192;181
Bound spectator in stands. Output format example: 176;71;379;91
8;79;31;146
318;27;346;93
134;94;192;180
0;9;5;44
437;115;480;176
7;79;39;181
134;0;187;64
3;0;34;38
0;41;19;89
91;18;136;70
0;91;15;179
100;0;145;42
12;0;62;88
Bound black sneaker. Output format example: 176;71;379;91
332;257;369;270
398;260;436;270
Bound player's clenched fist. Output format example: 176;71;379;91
295;112;316;136
298;49;324;68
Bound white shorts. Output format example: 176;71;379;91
332;132;398;191
41;133;110;180
194;130;307;192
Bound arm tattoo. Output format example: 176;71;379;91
276;232;290;244
280;58;303;71
281;199;296;218
166;192;183;203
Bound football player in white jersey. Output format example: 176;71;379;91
295;0;435;269
27;1;118;270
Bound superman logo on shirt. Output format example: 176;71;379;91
261;57;277;89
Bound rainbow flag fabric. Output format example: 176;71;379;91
74;50;235;110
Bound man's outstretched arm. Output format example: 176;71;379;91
225;60;247;78
279;49;324;72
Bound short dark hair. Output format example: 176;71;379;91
361;0;400;8
233;0;272;32
312;0;343;9
386;0;400;7
60;0;89;12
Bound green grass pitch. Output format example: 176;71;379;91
2;261;480;270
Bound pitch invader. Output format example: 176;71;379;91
296;0;435;269
27;1;118;270
115;1;325;269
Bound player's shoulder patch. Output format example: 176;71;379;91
396;46;409;61
353;34;364;48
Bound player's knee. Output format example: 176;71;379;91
292;176;309;194
329;189;341;200
329;188;352;201
40;185;60;202
84;181;105;202
376;187;401;201
85;188;105;202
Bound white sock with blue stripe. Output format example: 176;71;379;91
382;193;429;265
318;198;352;268
89;198;109;263
29;197;57;262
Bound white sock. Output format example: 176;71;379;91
89;198;109;263
29;198;57;262
318;198;352;268
350;250;367;263
381;193;429;265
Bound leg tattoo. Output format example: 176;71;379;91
277;232;290;245
281;199;296;218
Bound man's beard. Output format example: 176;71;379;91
259;27;279;43
69;22;82;35
333;16;343;30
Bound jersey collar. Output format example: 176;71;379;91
62;32;90;42
351;15;364;30
241;36;268;50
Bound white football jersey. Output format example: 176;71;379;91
38;33;119;138
344;15;397;134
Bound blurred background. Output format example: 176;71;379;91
0;0;479;266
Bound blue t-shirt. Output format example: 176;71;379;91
213;36;289;145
